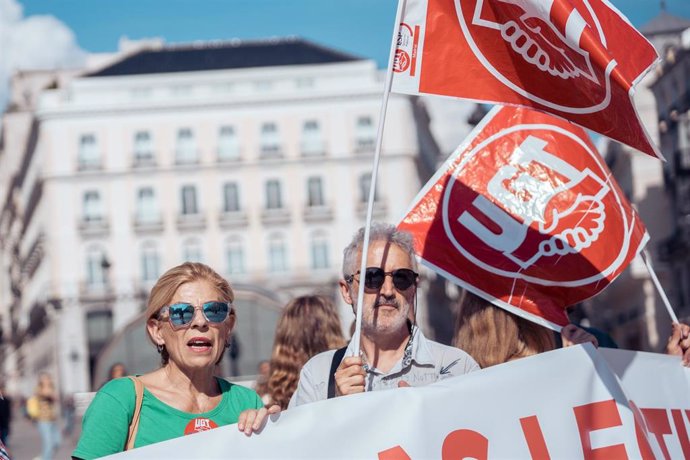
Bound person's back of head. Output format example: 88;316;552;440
108;362;127;380
268;295;346;409
453;291;554;368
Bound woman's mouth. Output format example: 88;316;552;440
187;337;213;353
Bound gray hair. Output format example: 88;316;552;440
342;222;418;277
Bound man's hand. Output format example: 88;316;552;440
666;322;690;367
237;404;280;436
334;356;366;397
561;324;598;348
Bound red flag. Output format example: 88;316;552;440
392;0;661;158
398;106;648;328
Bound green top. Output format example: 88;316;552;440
73;376;263;459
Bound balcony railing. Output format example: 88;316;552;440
78;217;110;237
217;147;242;163
79;280;115;302
301;141;327;157
303;204;334;223
219;210;249;228
356;200;387;219
132;153;157;168
133;215;164;234
176;213;207;231
261;208;291;225
354;138;375;153
259;145;284;159
174;150;200;165
77;159;103;171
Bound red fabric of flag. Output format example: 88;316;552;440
398;106;648;328
392;0;661;158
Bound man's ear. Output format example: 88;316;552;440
147;318;164;346
339;279;354;306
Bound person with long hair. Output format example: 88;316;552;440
454;291;597;368
73;262;278;459
267;295;346;409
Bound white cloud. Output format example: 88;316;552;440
0;0;86;109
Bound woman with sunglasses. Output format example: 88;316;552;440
73;262;279;459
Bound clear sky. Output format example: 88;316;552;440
17;0;690;68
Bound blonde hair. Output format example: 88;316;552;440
267;295;346;409
453;291;555;368
145;262;234;363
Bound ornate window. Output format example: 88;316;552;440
175;128;198;164
265;180;282;210
181;185;198;215
78;134;100;169
218;125;240;161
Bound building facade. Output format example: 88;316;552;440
585;11;690;350
0;38;437;394
651;27;690;323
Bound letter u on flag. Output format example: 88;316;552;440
398;106;648;328
392;0;661;158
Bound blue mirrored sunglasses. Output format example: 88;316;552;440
158;301;231;328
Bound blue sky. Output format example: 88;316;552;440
18;0;690;67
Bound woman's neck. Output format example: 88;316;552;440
161;364;219;396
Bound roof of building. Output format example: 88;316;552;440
85;37;363;77
640;10;690;36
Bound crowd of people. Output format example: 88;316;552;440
0;222;687;459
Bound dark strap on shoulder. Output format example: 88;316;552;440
327;347;348;399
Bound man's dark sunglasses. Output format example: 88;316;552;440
158;301;231;329
346;267;418;291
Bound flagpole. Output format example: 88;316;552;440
641;249;679;324
351;0;407;356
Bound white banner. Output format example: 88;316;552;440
106;345;689;459
600;348;690;459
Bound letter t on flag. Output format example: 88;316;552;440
391;0;662;159
398;106;648;328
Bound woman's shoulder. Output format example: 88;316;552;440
98;377;137;397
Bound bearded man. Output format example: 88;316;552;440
289;223;479;407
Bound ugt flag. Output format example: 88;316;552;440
391;0;661;158
398;106;648;328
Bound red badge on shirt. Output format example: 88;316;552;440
184;417;218;435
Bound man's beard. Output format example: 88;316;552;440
360;296;411;336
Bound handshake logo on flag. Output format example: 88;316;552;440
458;135;608;270
475;0;597;83
460;0;612;112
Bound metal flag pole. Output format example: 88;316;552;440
351;0;407;355
641;249;679;324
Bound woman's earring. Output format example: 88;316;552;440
157;344;164;353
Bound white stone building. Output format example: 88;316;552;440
0;38;439;394
584;11;690;350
